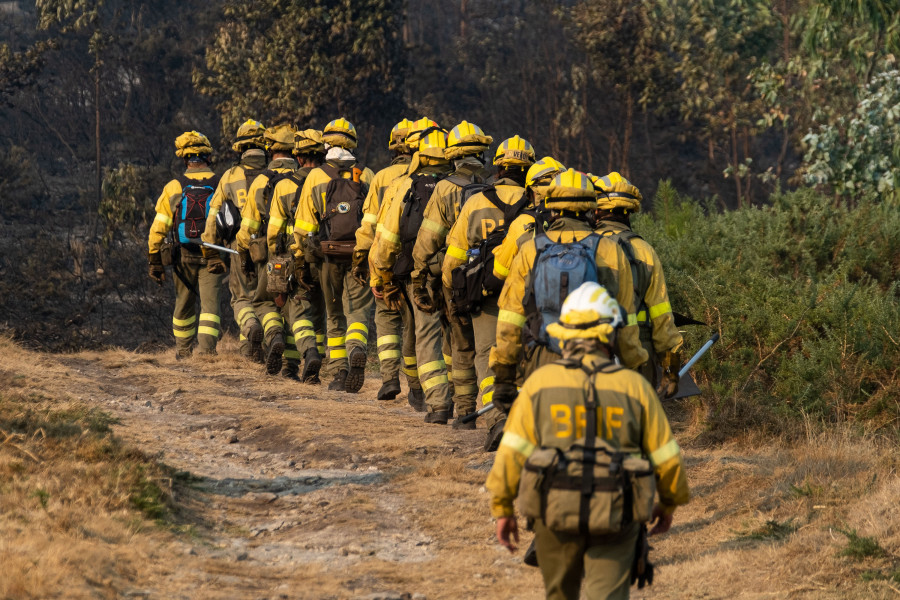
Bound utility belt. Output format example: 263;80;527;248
159;239;204;266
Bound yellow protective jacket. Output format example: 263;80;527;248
235;157;298;251
410;160;484;284
200;150;267;247
491;211;538;283
369;163;452;285
488;217;649;371
291;160;375;260
596;221;683;355
266;167;312;257
355;155;411;254
486;352;690;518
440;178;526;288
148;166;217;254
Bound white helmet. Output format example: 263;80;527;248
545;282;623;344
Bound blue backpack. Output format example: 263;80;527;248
174;174;219;246
524;229;602;354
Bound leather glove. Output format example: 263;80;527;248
293;257;316;291
202;246;226;275
351;249;369;287
148;252;165;285
656;350;681;399
412;284;434;313
492;382;519;415
238;248;256;280
382;281;404;311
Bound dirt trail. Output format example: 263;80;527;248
3;341;899;599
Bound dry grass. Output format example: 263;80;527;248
0;334;898;599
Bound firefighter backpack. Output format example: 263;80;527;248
318;163;367;258
174;174;220;247
393;172;445;278
524;227;602;354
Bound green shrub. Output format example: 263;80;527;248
637;185;900;434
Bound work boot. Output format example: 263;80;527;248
248;321;264;364
377;377;401;400
343;346;368;394
424;408;451;425
265;334;285;376
175;348;192;361
407;387;426;412
329;369;348;391
484;416;507;452
523;540;539;567
282;359;300;381
451;410;476;430
301;348;322;384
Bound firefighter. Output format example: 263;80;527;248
292;118;375;393
487;169;648;451
351;118;423;403
409;120;493;427
441;136;536;444
235;124;298;375
591;173;683;397
148;131;223;359
266;129;328;381
490;156;566;289
487;281;689;600
200;119;267;361
370;125;454;421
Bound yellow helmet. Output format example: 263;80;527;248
389;118;414;152
545;282;623;344
405;116;440;147
264;124;296;153
493;135;536;167
445;120;493;160
417;126;448;159
593;172;643;213
294;129;325;155
323;117;358;149
526;156;566;187
232;119;266;152
543;168;596;212
174;130;213;158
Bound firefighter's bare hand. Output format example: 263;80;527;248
648;504;673;536
496;517;519;553
371;286;383;299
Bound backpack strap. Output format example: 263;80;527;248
483;187;528;226
557;358;626;535
445;173;472;187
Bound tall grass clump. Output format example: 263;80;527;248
636;183;900;438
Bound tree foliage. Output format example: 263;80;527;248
194;0;406;161
802;67;900;198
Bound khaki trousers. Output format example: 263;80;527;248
400;280;450;413
534;520;639;600
250;261;284;347
443;286;477;415
172;254;224;355
472;295;500;427
321;260;373;372
374;295;421;389
228;239;260;356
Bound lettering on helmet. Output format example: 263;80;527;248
507;150;531;160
